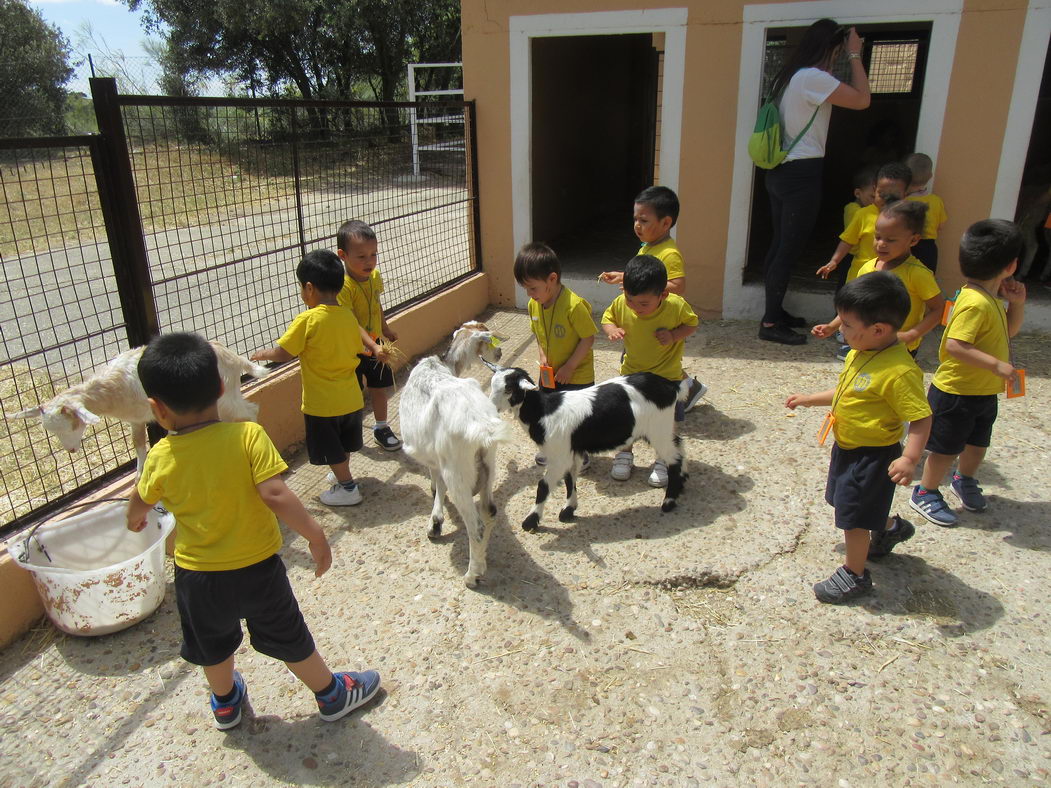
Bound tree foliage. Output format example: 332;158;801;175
0;0;73;136
125;0;461;103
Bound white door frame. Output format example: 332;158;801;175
724;0;963;319
509;9;689;308
991;0;1051;219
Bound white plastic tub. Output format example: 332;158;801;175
9;500;175;636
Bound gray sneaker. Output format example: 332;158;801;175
684;377;708;411
868;515;916;559
813;566;872;604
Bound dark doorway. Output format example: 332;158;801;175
1014;33;1051;290
743;22;933;287
530;34;660;278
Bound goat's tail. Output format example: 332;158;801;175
211;341;268;379
461;415;514;450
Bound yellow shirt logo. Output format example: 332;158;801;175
853;373;872;392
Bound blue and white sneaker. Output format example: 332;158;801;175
950;473;987;512
210;671;247;730
317;670;381;722
909;486;959;527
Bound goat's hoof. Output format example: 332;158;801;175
522;513;540;532
487;502;497;518
558;506;575;522
464;574;481;588
661;498;678;513
428;518;443;539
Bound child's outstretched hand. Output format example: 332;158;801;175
887;456;918;486
816;261;838;279
785;393;810;410
603;325;626;341
1000;278;1027;304
599;271;623;285
812;323;835;338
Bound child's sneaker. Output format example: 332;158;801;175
374;425;402;452
684;377;708;412
868;514;916;559
647;460;668;488
210;671;247;730
909;486;958;527
320;483;363;506
610;451;634;481
813;566;872;604
950;473;987;512
835;344;851;362
317;670;382;722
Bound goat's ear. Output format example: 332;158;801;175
517;377;539;392
63;405;100;425
9;406;43;420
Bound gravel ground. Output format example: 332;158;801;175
2;309;1050;787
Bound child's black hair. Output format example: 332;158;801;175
880;200;927;237
634;185;680;226
623;254;667;297
513;242;561;285
336;219;376;251
852;165;877;190
297;249;344;293
904;153;933;184
876;162;912;188
834;271;911;330
138;332;222;414
959;219;1023;280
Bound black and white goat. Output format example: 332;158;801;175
400;321;512;587
488;366;689;531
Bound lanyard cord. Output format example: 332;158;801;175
830;345;890;417
962;283;1013;366
352;276;376;333
540;286;564;359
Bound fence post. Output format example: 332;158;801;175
89;77;160;349
290;108;307;259
466;100;483;273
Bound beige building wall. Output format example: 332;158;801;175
462;0;1040;318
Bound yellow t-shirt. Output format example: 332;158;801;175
278;304;364;416
527;286;597;385
843;201;862;256
137;422;287;571
602;293;698;381
840;204;879;281
338;269;384;338
908;194;948;240
832;343;931;450
638;238;685;282
856;256;942;351
932;285;1010;396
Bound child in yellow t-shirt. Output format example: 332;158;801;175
910;219;1027;528
253;250;366;507
905;152;949;273
836;166;878;292
787;272;932;604
336;220;401;452
128;332;380;730
814;202;945;360
514;241;598;467
602;254;698;487
818;162;912;283
599;186;707;408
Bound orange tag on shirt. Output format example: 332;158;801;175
818;412;836;446
941;299;954;326
538;364;556;389
1006;369;1026;399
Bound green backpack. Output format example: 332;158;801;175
748;97;819;170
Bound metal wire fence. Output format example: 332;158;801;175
0;80;479;536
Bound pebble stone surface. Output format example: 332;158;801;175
2;310;1049;787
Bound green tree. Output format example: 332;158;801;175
0;0;74;136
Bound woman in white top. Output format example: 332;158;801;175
758;19;871;345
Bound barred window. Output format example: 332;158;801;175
868;40;920;94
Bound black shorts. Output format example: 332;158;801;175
356;354;395;390
913;239;938;273
175;554;315;666
925;385;998;455
304;410;363;465
825;442;902;531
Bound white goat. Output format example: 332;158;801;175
488;366;689;531
11;342;267;473
399;321;511;587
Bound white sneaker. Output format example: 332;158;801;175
319;483;363;506
610;451;634;481
325;471;338;485
648;460;668;488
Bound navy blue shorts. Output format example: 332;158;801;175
825;442;902;531
304;410;363;465
175;554;315;666
912;239;939;273
925;385;998;455
356;354;395;390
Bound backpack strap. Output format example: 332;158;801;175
783;103;821;155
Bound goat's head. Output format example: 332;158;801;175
446;321;504;375
488;366;537;413
10;403;100;452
